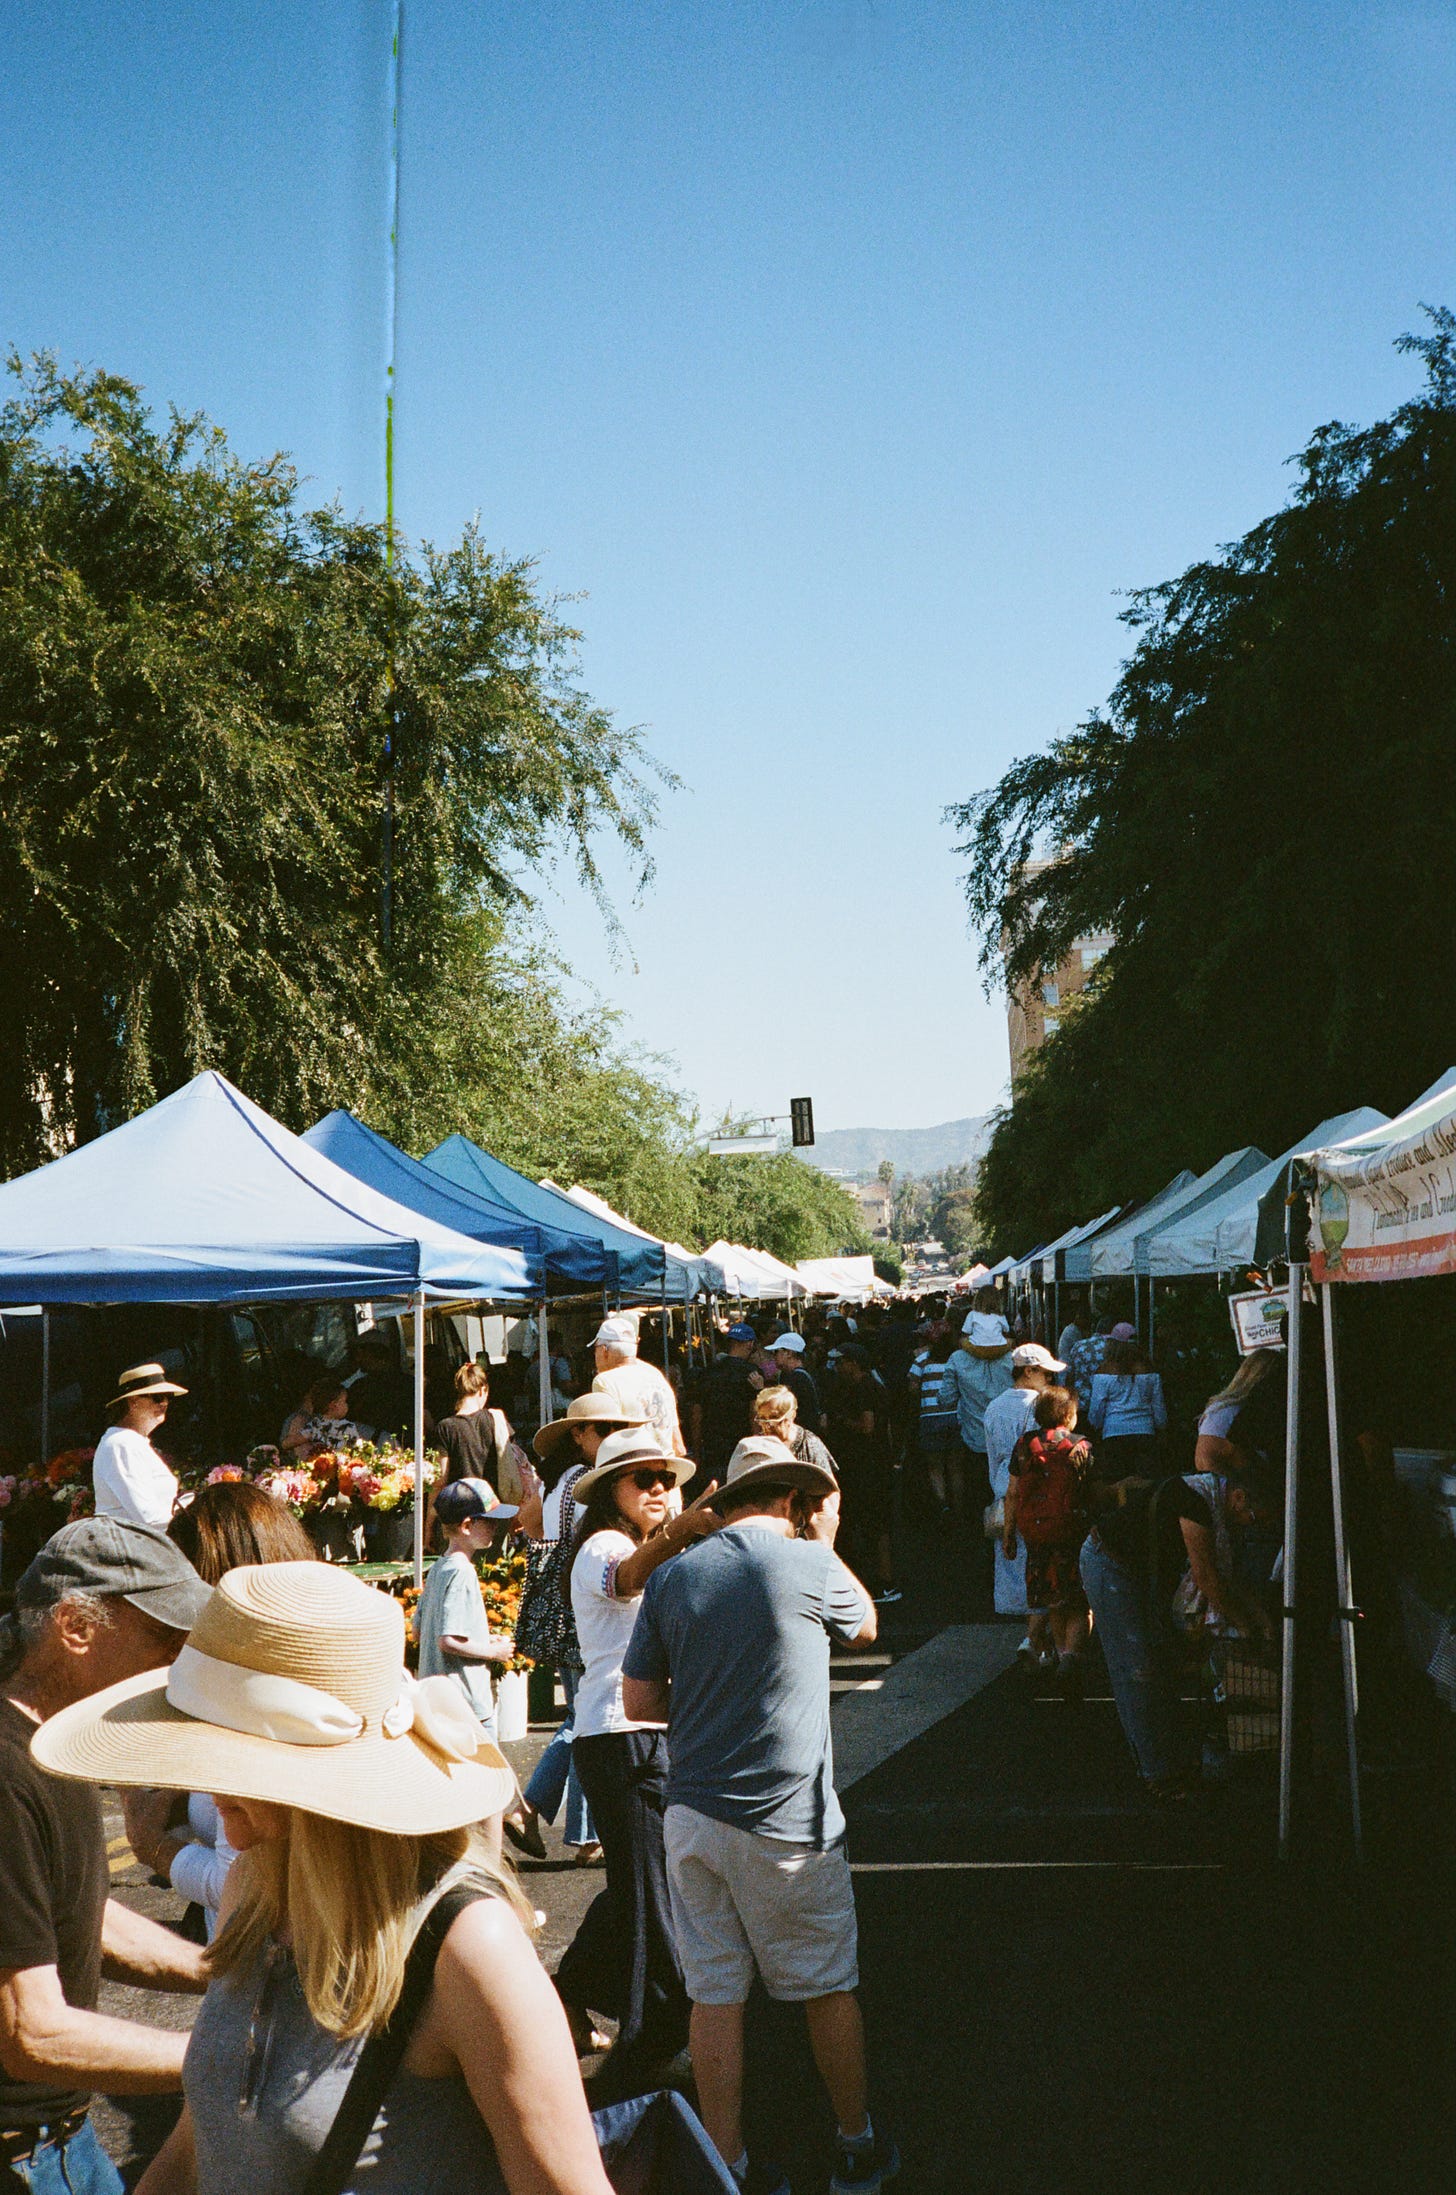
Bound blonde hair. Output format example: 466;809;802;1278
1205;1349;1280;1415
753;1383;798;1434
208;1810;532;2038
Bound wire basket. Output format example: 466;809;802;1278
1221;1638;1282;1754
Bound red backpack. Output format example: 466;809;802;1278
1012;1427;1092;1546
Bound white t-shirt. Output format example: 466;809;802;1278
571;1527;664;1737
982;1384;1038;1500
92;1426;180;1527
592;1359;682;1451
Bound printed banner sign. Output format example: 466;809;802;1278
1310;1105;1456;1283
1228;1289;1287;1354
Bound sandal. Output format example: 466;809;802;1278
503;1813;548;1860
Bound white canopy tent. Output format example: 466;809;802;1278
795;1254;879;1301
1140;1109;1388;1278
702;1241;809;1302
552;1182;719;1299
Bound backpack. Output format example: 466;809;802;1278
1012;1427;1092;1546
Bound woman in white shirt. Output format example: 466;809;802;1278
554;1428;717;2094
91;1360;187;1526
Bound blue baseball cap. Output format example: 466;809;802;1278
726;1322;757;1343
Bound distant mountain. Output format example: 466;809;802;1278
799;1114;995;1181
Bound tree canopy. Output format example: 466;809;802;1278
951;310;1456;1255
0;355;868;1267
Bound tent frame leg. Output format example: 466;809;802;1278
1278;1263;1303;1858
538;1293;552;1436
40;1307;50;1468
412;1291;427;1593
1321;1281;1363;1854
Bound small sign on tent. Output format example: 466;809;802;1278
1228;1288;1287;1355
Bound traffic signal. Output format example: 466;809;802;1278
790;1097;814;1148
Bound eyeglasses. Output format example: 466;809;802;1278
627;1469;675;1492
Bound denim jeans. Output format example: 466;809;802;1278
3;2117;123;2194
1080;1533;1192;1785
522;1666;594;1846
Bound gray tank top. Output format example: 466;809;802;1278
183;1878;505;2194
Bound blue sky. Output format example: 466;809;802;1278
6;1;1454;1135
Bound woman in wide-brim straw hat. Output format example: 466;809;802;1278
506;1396;651;1885
552;1429;718;2100
92;1360;190;1530
36;1562;614;2195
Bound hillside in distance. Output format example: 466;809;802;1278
800;1114;994;1180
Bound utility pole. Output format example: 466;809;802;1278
382;0;402;952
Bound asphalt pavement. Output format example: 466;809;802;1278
94;1516;1456;2192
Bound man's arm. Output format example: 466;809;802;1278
102;1899;208;1993
0;1963;191;2094
805;1498;878;1645
621;1674;671;1723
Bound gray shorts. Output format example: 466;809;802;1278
664;1803;859;2005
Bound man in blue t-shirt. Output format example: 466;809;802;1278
622;1437;898;2195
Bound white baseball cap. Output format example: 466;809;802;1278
1011;1342;1066;1373
770;1332;806;1354
592;1316;639;1354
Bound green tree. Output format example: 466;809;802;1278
949;311;1456;1254
0;356;663;1173
690;1149;870;1267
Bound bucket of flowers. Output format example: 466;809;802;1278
476;1537;534;1741
339;1443;444;1562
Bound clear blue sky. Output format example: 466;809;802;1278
6;1;1454;1135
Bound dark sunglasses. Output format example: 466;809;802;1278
626;1468;675;1492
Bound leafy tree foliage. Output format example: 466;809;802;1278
0;356;660;1173
951;311;1456;1254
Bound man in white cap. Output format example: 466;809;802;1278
768;1332;823;1436
982;1343;1066;1665
622;1437;897;2195
591;1316;686;1458
0;1518;212;2189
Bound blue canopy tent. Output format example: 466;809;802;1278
0;1073;534;1585
425;1134;662;1297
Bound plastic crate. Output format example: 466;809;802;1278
1222;1639;1281;1754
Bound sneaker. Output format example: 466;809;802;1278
873;1585;903;1606
738;2159;791;2195
830;2125;901;2193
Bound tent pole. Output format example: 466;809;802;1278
538;1294;551;1433
661;1273;670;1372
1133;1269;1141;1342
1278;1262;1304;1858
1321;1281;1363;1855
1053;1276;1060;1344
412;1291;426;1594
39;1308;50;1468
1148;1276;1156;1355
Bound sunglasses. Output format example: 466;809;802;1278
626;1468;676;1492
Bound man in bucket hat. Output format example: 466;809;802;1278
0;1518;212;2191
621;1439;898;2195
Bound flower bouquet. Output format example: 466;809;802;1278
476;1541;533;1673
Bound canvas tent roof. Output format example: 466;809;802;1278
1042;1207;1121;1283
1141;1108;1388;1278
795;1254;878;1300
553;1182;709;1301
703;1241;808;1301
1126;1151;1271;1277
1297;1070;1456;1285
1064;1173;1194;1280
303;1110;571;1284
0;1073;534;1306
424;1135;657;1294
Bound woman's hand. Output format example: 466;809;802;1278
663;1484;722;1549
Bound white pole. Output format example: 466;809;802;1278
537;1294;551;1433
39;1308;50;1467
661;1272;670;1371
412;1291;426;1593
1321;1282;1363;1854
1278;1263;1303;1858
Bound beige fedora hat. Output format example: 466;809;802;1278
568;1427;694;1506
109;1360;189;1409
533;1391;648;1461
33;1562;515;1835
704;1435;837;1507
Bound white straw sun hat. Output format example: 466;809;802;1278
32;1562;515;1835
568;1427;694;1505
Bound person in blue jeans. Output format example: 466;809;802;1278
1081;1462;1281;1794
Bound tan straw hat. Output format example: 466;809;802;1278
32;1562;515;1834
568;1426;694;1505
533;1391;648;1461
109;1360;188;1409
704;1435;837;1507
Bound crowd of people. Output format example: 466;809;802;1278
0;1292;1294;2193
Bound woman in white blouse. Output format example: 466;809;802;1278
554;1428;718;2095
91;1360;187;1526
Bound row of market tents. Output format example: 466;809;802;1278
987;1068;1456;1309
0;1070;881;1310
